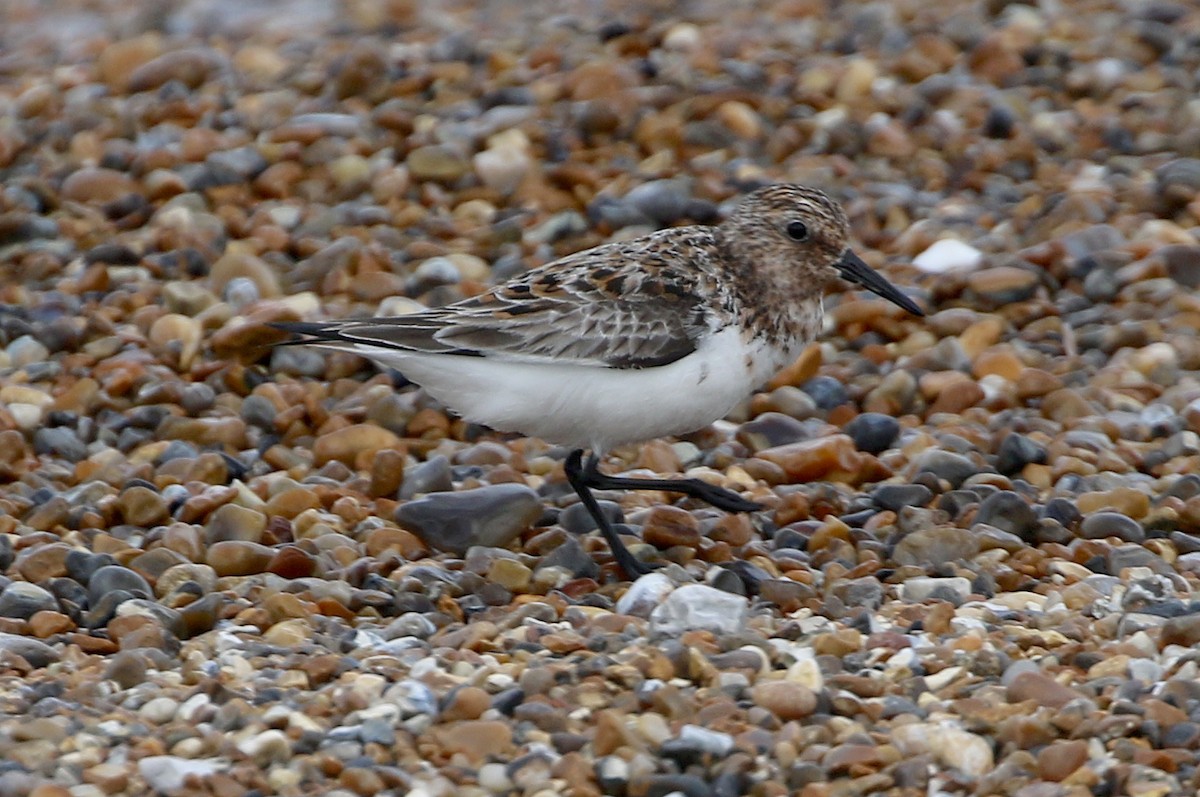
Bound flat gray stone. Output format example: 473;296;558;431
0;582;57;620
0;633;59;668
396;483;542;555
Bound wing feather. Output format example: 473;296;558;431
274;227;728;369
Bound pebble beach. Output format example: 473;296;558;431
3;0;1200;794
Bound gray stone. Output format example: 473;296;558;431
537;537;599;579
913;450;979;488
801;376;848;410
893;527;980;567
396;484;543;555
845;412;901;454
0;582;57;620
737;412;811;451
559;499;622;535
995;433;1046;475
87;565;153;605
399;455;453;499
623;179;692;225
0;632;59;667
1108;544;1161;572
1061;224;1124;259
973;491;1038;537
1157;158;1200;211
32;426;87;462
872;484;934;512
1081;512;1145;543
1161;244;1200;289
827;576;884;610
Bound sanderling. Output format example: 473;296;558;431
275;184;923;577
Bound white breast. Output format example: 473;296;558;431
348;325;794;452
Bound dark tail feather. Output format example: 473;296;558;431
269;321;349;345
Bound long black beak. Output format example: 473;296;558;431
835;249;924;316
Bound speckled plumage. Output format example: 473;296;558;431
277;184;921;452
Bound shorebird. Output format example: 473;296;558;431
274;184;923;577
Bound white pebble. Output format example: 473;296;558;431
913;238;984;273
7;403;42;429
649;583;749;636
478;762;513;792
474;146;530;195
138;756;225;793
679;724;734;756
139;696;180;724
6;335;49;368
176;693;211;722
238;729;291;766
663;22;701;51
615;572;675;618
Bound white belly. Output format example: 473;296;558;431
348;326;791;452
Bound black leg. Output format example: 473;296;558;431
564;449;653;578
581;454;761;513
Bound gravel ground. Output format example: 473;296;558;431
3;0;1200;795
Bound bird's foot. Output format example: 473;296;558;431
676;479;762;513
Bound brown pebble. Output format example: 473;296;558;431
314;424;403;467
708;513;753;547
127;548;188;582
29;786;72;797
1041;388;1095;422
368;449;406;498
178;594;222;638
759;579;813;612
824;743;886;775
117;486;170;527
207;540;275;576
264;487;322;519
98;35;163;91
1037;740;1088;781
16;542;72;581
267;545;317;578
972;347;1024;381
1015;368;1063;399
364;527;426;559
927;377;985;415
756;435;866;483
441;686;491;721
28;610;74;638
209;250;282;299
429;720;514;764
1161;614;1200;648
1006;671;1086;709
206;502;267;544
965;266;1039;306
127;47;224;92
751;680;817;721
23;499;71;532
592;710;639;756
61;167;138;203
641;505;701;548
767;344;822;390
339;767;385;797
104;650;148;689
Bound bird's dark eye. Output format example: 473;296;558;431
786;220;809;242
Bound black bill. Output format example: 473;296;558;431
835;249;924;316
